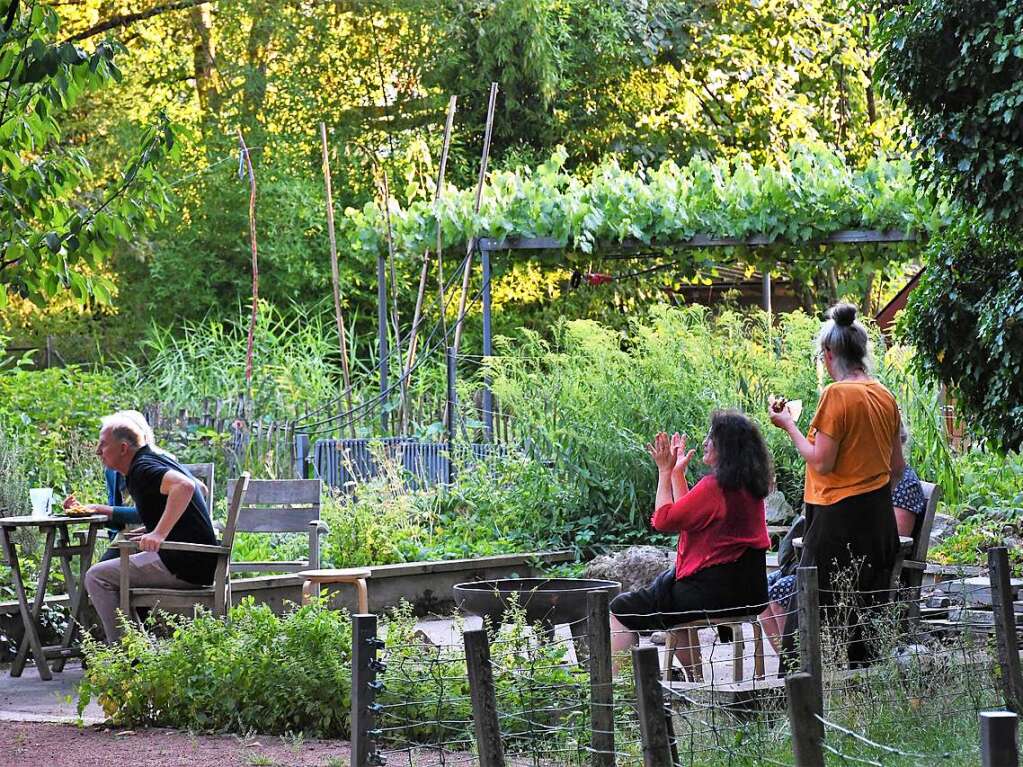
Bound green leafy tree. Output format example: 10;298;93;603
0;0;175;308
877;0;1023;450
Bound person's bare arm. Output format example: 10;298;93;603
894;508;916;537
137;470;195;552
669;432;696;501
769;410;840;474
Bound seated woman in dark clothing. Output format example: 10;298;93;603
609;410;772;670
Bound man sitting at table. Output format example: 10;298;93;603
84;413;218;642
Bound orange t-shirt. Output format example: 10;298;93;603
804;381;899;506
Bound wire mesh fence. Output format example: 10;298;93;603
346;551;1021;767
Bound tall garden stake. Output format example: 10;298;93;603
405;94;456;377
237;129;258;407
319;122;355;438
452;82;498;356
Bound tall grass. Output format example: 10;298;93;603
118;302;371;420
486;306;821;538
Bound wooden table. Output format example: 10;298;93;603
0;514;106;680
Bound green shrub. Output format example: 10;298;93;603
78;598;354;736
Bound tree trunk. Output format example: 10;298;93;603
190;4;220;126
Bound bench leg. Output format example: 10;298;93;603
355;578;368;614
731;622;745;683
664;631;678;682
686;628;704;682
302;579;316;605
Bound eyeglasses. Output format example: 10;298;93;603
814;347;829;363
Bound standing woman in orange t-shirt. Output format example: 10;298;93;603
769;303;904;667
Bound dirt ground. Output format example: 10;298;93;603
0;722;351;767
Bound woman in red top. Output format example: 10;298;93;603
610;410;772;666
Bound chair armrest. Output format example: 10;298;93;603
901;560;926;571
310;520;330;536
112;539;229;555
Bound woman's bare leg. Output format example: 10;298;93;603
759;601;784;653
610;613;637;672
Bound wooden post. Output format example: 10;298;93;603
797;566;823;716
632;645;673;767
980;711;1019;767
786;672;825;767
351;614;381;767
464;628;506;767
587;591;614;767
989;547;1023;713
294;433;310;479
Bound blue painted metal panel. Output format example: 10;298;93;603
311;438;505;491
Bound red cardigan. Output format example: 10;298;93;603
652;474;770;580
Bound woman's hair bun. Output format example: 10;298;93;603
830;303;857;327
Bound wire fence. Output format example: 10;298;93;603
345;549;1022;767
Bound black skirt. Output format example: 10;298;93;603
799;483;899;599
780;483;898;669
609;547;769;631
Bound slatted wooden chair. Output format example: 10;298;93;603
116;473;250;622
227;479;328;574
892;481;942;625
182;462;215;507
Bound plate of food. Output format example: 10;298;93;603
768;395;803;423
64;502;96;518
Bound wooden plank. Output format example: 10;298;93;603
228;479;322;505
235;508;320;533
464;628;506;767
990;547;1023;713
786;672;825;767
587;590;614;767
632;645;673;767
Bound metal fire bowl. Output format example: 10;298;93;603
453;578;621;626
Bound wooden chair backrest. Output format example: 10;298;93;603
182;462;215;508
227;479;322;533
213;473;251;597
911;480;942;564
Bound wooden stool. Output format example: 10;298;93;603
663;615;765;683
298;568;372;613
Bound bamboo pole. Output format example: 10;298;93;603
435;95;457;344
405;95;457;377
237;129;259;390
452;82;498;356
320;122;356;439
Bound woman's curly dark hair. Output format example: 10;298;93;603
708;409;772;499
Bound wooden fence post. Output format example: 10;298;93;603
464;627;505;767
980;711;1019;767
796;566;823;716
989;547;1023;714
632;645;673;767
587;590;614;767
786;672;825;767
294;432;310;479
351;614;382;767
